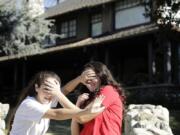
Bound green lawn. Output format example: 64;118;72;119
170;110;180;135
46;120;71;135
46;110;180;135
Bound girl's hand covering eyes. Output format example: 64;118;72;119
80;69;97;85
42;80;61;97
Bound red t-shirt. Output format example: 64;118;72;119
80;85;123;135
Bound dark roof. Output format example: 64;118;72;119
44;0;115;18
0;23;158;62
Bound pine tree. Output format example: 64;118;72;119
0;0;58;57
156;0;180;31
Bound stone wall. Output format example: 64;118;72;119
0;103;9;135
125;104;173;135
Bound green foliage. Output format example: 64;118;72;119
170;110;180;134
140;0;180;32
155;0;180;31
0;0;58;56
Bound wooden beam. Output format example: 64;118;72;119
0;23;158;63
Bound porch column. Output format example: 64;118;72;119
163;40;172;83
148;41;155;83
13;63;18;92
90;48;98;61
22;61;26;87
104;47;109;66
178;43;180;84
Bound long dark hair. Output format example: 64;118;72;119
80;61;126;108
17;71;60;103
7;71;60;134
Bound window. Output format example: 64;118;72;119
91;14;102;37
115;0;150;29
60;19;76;39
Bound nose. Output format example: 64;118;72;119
86;79;92;84
46;93;52;98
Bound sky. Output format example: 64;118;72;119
15;0;66;10
44;0;66;8
44;0;57;8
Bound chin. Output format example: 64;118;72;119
86;85;96;92
89;88;96;92
42;100;50;104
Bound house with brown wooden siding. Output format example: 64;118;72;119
0;0;179;109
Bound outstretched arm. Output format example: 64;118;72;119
43;95;105;120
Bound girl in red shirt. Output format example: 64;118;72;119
63;61;126;135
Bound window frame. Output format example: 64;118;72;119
91;13;103;37
60;19;77;39
114;0;151;30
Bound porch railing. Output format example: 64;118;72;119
125;83;180;109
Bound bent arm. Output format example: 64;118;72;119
43;80;79;109
62;69;96;95
62;76;82;95
56;92;79;109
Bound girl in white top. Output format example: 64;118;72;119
8;71;105;135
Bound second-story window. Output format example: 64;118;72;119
91;14;102;37
60;19;76;39
115;0;150;30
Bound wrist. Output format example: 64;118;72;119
55;92;62;99
76;102;81;107
76;75;83;84
79;108;89;116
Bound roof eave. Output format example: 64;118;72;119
0;23;159;62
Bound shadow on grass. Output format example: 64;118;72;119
170;110;180;135
46;119;71;135
46;110;180;135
